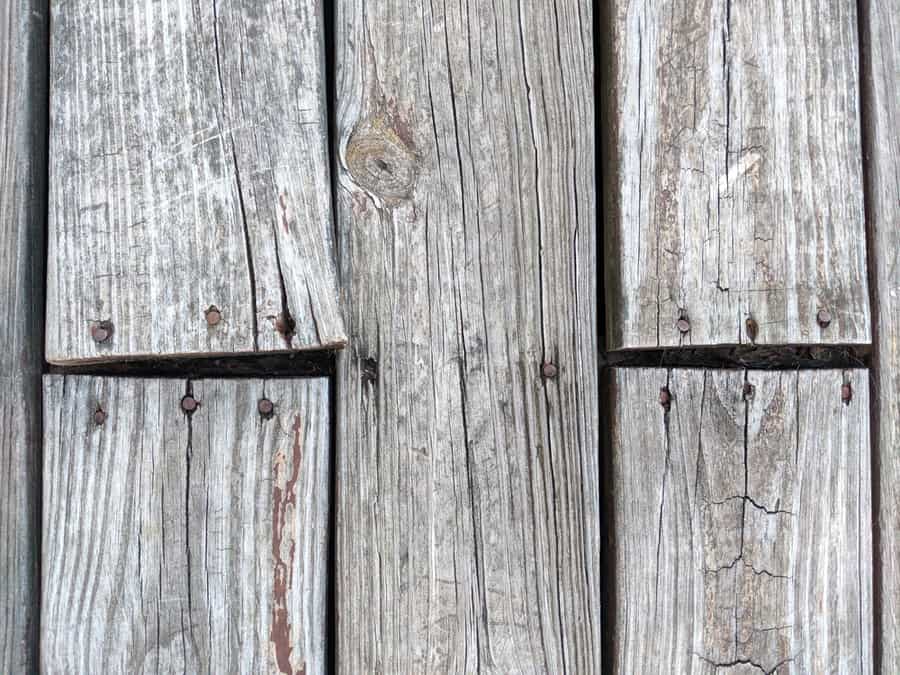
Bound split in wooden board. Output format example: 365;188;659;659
46;0;345;364
607;368;872;673
603;0;871;349
41;376;330;675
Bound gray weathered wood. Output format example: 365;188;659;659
41;376;330;674
860;0;900;669
46;0;346;364
333;1;600;672
602;0;871;349
0;1;46;671
608;368;872;673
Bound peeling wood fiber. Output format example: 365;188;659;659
41;376;330;674
0;0;46;671
859;0;900;668
46;0;346;364
333;0;601;672
603;0;871;349
608;368;873;673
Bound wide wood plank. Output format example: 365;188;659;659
0;1;46;671
602;0;870;349
46;1;345;364
608;368;872;673
41;376;330;673
859;0;900;669
333;1;600;672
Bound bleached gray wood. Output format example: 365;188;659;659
0;1;46;671
608;368;872;673
333;1;600;672
859;0;900;669
602;0;870;349
46;0;345;364
41;376;330;674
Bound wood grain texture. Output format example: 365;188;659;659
46;0;345;364
859;0;900;669
0;0;46;671
602;0;871;349
42;376;330;674
333;1;600;673
608;368;872;673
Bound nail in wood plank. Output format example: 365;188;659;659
333;1;601;672
602;1;870;349
41;376;330;674
608;368;872;672
46;0;346;364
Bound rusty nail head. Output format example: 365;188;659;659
205;306;222;326
745;317;759;342
181;395;199;413
743;382;755;400
659;386;671;410
275;313;295;336
91;321;112;344
676;317;691;334
542;362;559;379
93;408;107;426
258;398;275;418
841;382;852;405
816;309;832;328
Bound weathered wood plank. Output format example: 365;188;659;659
608;368;872;673
46;0;345;363
859;0;900;669
333;1;600;673
41;376;330;673
0;0;46;671
602;0;870;349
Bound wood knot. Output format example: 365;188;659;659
345;112;420;204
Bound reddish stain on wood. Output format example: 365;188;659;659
270;414;304;674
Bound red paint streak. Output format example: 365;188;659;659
270;415;304;674
279;193;291;234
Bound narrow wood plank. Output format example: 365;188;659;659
333;1;599;672
608;368;872;673
41;376;330;673
46;1;346;364
602;0;870;349
859;0;900;669
0;1;46;671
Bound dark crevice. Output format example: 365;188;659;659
604;344;870;371
47;350;336;378
856;0;883;670
231;143;259;351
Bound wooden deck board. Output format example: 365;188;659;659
607;368;873;673
41;376;330;674
46;0;345;364
332;1;601;672
0;1;46;670
602;0;870;349
860;0;900;668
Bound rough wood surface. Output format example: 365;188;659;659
0;1;46;671
41;376;330;674
608;368;873;673
333;1;600;672
46;0;345;364
602;0;870;349
859;0;900;669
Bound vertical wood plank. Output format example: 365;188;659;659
608;368;872;673
41;376;330;673
859;0;900;668
333;1;600;672
602;0;870;349
46;1;346;364
0;1;46;671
